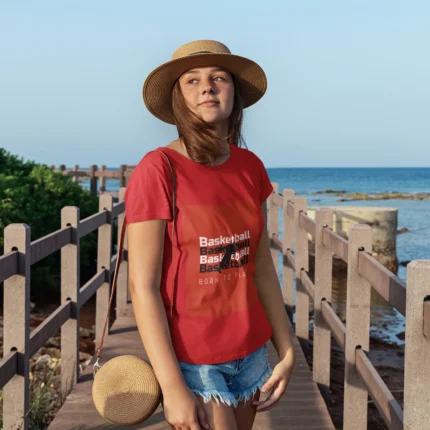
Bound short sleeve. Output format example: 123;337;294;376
251;152;273;203
124;151;173;223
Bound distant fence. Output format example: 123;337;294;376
268;183;430;429
50;165;135;194
0;188;129;429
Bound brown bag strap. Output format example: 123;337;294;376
94;150;176;374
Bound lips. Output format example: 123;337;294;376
199;100;219;106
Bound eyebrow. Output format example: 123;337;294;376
182;67;228;76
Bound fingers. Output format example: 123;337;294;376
252;379;286;412
195;404;211;430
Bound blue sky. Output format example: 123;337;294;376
1;1;429;168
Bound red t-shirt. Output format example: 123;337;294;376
124;143;273;364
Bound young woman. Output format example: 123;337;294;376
125;40;296;430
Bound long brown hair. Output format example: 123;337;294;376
171;73;246;165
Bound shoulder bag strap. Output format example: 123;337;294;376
94;150;176;374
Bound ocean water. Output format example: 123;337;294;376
81;167;430;344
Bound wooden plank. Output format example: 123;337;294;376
313;209;334;401
322;228;348;263
0;350;18;390
0;251;18;283
300;270;315;301
29;301;72;357
358;251;406;316
282;190;295;320
112;200;125;219
268;183;279;274
299;212;316;238
49;303;334;430
3;224;31;430
343;224;372;429
79;211;108;238
294;197;309;343
404;261;430;429
321;300;346;351
30;227;71;265
355;349;403;429
272;193;283;208
79;270;105;307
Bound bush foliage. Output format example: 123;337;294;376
0;148;100;300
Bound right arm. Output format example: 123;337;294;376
128;219;184;393
127;218;210;430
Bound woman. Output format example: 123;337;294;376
125;40;296;430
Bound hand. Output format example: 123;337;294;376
252;356;295;412
162;385;211;430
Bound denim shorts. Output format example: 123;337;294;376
177;343;272;408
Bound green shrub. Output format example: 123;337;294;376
0;148;101;300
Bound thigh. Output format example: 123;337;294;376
195;394;238;430
233;389;260;430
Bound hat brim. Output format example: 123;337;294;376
143;53;267;124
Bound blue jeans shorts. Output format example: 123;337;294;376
177;343;272;408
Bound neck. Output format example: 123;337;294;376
213;121;230;150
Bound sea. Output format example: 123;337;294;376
81;167;430;345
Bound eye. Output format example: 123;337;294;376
214;76;226;81
188;78;198;84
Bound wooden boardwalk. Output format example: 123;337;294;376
49;304;334;430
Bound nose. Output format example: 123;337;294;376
202;77;215;94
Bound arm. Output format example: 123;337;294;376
127;219;186;394
254;201;296;365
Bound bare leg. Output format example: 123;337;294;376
196;394;238;430
233;389;260;430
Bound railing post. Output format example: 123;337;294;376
343;224;372;429
313;208;334;402
90;164;98;196
60;206;80;398
404;260;430;430
116;188;129;316
72;164;79;183
3;224;31;430
100;164;107;192
268;182;279;273
119;164;126;188
282;189;295;321
59;164;66;172
95;194;113;350
294;197;309;343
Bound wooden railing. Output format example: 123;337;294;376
50;165;135;194
1;178;429;429
268;183;430;429
0;189;129;429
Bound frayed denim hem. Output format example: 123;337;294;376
189;363;273;409
231;364;272;406
191;389;238;407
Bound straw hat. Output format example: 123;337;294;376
142;40;267;124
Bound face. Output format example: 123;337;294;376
178;66;235;125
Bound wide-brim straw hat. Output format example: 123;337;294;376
143;40;267;124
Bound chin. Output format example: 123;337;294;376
201;114;229;124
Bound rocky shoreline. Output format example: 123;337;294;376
312;189;430;202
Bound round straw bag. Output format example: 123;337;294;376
92;150;176;426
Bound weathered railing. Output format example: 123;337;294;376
50;165;135;194
1;177;429;429
0;188;129;429
268;183;430;429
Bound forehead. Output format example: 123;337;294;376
181;66;230;76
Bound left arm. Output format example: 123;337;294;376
254;200;296;364
252;200;296;411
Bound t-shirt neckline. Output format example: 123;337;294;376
160;143;235;170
